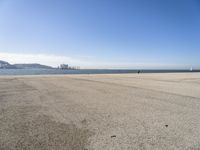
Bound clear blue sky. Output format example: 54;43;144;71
0;0;200;68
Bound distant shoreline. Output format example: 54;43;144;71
0;68;199;76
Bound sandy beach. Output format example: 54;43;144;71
0;73;200;150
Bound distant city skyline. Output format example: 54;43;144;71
0;0;200;69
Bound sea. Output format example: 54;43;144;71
0;69;199;76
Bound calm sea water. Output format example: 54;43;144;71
0;69;199;76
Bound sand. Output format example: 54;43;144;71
0;73;200;150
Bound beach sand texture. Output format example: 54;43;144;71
0;73;200;150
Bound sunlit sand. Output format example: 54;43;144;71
0;73;200;149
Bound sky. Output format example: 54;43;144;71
0;0;200;69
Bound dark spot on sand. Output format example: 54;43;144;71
165;125;168;127
111;135;116;138
81;119;87;125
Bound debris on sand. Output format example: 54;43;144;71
111;135;116;138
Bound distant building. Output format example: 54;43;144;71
59;64;80;70
60;64;69;69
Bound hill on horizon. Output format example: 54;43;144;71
14;63;53;69
0;60;53;69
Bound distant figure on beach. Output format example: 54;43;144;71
138;70;140;74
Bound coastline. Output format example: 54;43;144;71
0;68;199;76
